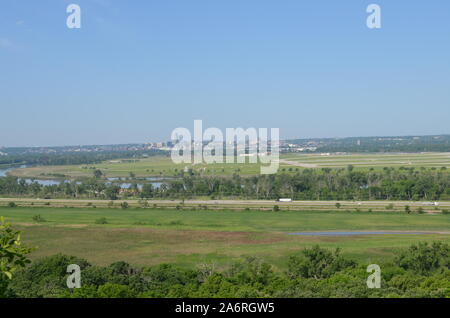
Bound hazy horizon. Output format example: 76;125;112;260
2;132;450;149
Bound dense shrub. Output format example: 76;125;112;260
287;246;356;279
4;243;450;298
394;242;450;275
94;217;108;224
32;215;46;223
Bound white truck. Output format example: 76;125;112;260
422;202;439;206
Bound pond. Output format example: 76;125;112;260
288;231;432;236
0;167;164;189
104;182;162;189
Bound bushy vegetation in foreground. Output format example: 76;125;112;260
1;243;449;298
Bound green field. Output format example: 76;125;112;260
9;156;263;179
281;152;450;169
1;206;449;270
9;152;450;180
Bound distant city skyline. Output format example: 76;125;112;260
2;133;449;150
1;0;449;147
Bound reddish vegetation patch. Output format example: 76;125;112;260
109;227;286;245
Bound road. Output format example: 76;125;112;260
1;197;449;209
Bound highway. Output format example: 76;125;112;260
1;198;449;211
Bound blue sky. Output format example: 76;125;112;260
1;0;449;147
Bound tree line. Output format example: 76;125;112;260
1;166;449;201
0;150;167;167
159;167;450;200
1;242;449;298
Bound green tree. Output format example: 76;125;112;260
0;217;32;280
97;283;137;298
93;169;103;179
287;246;356;279
0;217;33;296
141;183;154;199
8;254;90;298
105;185;121;200
395;242;450;275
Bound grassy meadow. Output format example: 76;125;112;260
9;152;450;180
9;156;263;179
1;206;449;270
280;152;450;170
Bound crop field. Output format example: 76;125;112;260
1;206;449;270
